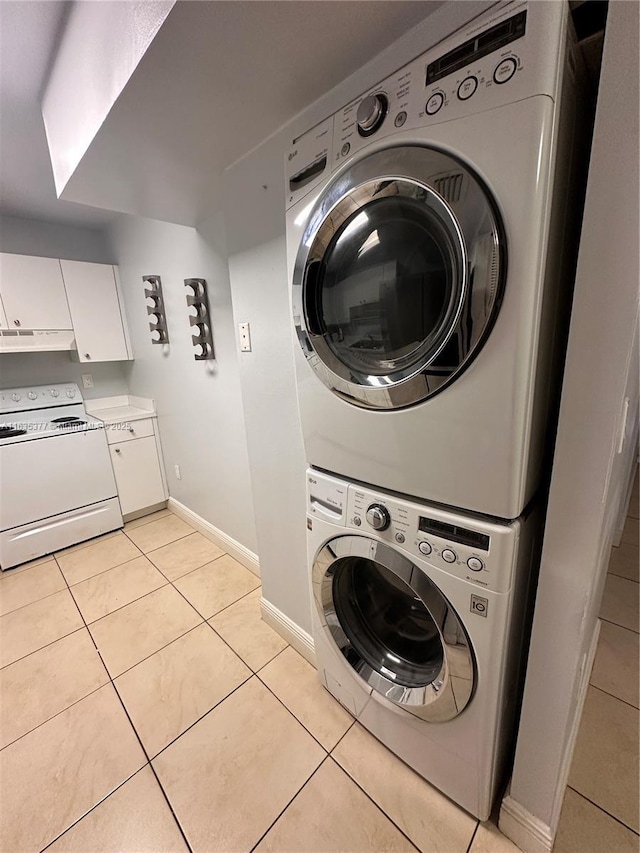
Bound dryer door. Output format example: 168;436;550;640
313;535;475;722
293;145;505;409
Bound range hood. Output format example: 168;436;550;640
0;330;75;353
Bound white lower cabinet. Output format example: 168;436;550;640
109;434;166;517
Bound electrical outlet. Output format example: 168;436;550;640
81;373;94;389
238;322;252;352
174;464;181;480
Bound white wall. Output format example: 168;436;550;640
108;213;258;556
0;213;129;398
223;0;495;634
42;0;174;196
500;3;640;848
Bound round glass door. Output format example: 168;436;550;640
293;145;505;410
313;536;475;722
315;193;463;379
333;556;444;688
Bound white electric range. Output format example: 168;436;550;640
0;383;122;569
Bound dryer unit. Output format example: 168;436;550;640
307;469;539;819
286;1;585;519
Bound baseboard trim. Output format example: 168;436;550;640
499;797;554;853
499;620;601;853
260;597;315;667
167;498;260;578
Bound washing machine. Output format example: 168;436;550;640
287;1;585;519
307;468;539;819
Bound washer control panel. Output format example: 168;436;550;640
346;483;518;593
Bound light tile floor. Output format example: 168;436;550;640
0;508;523;853
554;468;640;852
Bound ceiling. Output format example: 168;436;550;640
1;0;443;229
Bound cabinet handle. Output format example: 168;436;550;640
84;353;91;359
127;426;135;433
14;319;20;327
115;448;121;454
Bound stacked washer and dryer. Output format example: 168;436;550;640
285;2;584;820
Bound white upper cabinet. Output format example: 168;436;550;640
60;260;133;362
0;253;72;330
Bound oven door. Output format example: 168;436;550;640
313;535;475;722
0;429;118;531
292;145;505;409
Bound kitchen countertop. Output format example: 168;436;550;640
85;395;157;425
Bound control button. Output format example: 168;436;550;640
441;548;457;563
394;111;407;128
356;93;388;136
365;503;391;531
11;393;21;402
418;541;432;556
467;557;484;572
425;92;444;115
395;532;405;544
49;389;60;398
341;142;351;157
493;57;517;85
353;516;362;526
457;76;478;101
27;392;37;400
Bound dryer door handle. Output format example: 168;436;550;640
303;260;323;336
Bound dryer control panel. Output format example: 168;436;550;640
345;483;519;594
286;1;569;209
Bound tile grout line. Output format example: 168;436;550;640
566;785;640;837
588;682;640;712
0;580;71;621
40;765;153;852
598;615;640;636
0;623;86;672
330;733;474;852
56;557;194;853
465;821;480;853
606;569;640;585
248;754;332;852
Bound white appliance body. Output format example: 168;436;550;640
287;1;583;519
307;469;538;819
0;384;122;568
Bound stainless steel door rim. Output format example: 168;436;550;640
292;144;506;409
312;534;476;722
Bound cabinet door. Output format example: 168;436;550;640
60;260;131;362
0;293;8;330
110;436;166;516
0;253;72;330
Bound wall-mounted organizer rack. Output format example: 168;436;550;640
185;278;215;360
142;275;170;344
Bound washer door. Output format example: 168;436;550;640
292;145;505;409
313;535;475;722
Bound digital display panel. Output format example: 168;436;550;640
426;10;527;86
418;517;490;551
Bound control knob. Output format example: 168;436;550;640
66;390;76;398
365;503;391;531
11;393;21;402
356;93;388;136
27;392;37;400
49;389;59;398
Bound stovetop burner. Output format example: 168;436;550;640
0;426;27;439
